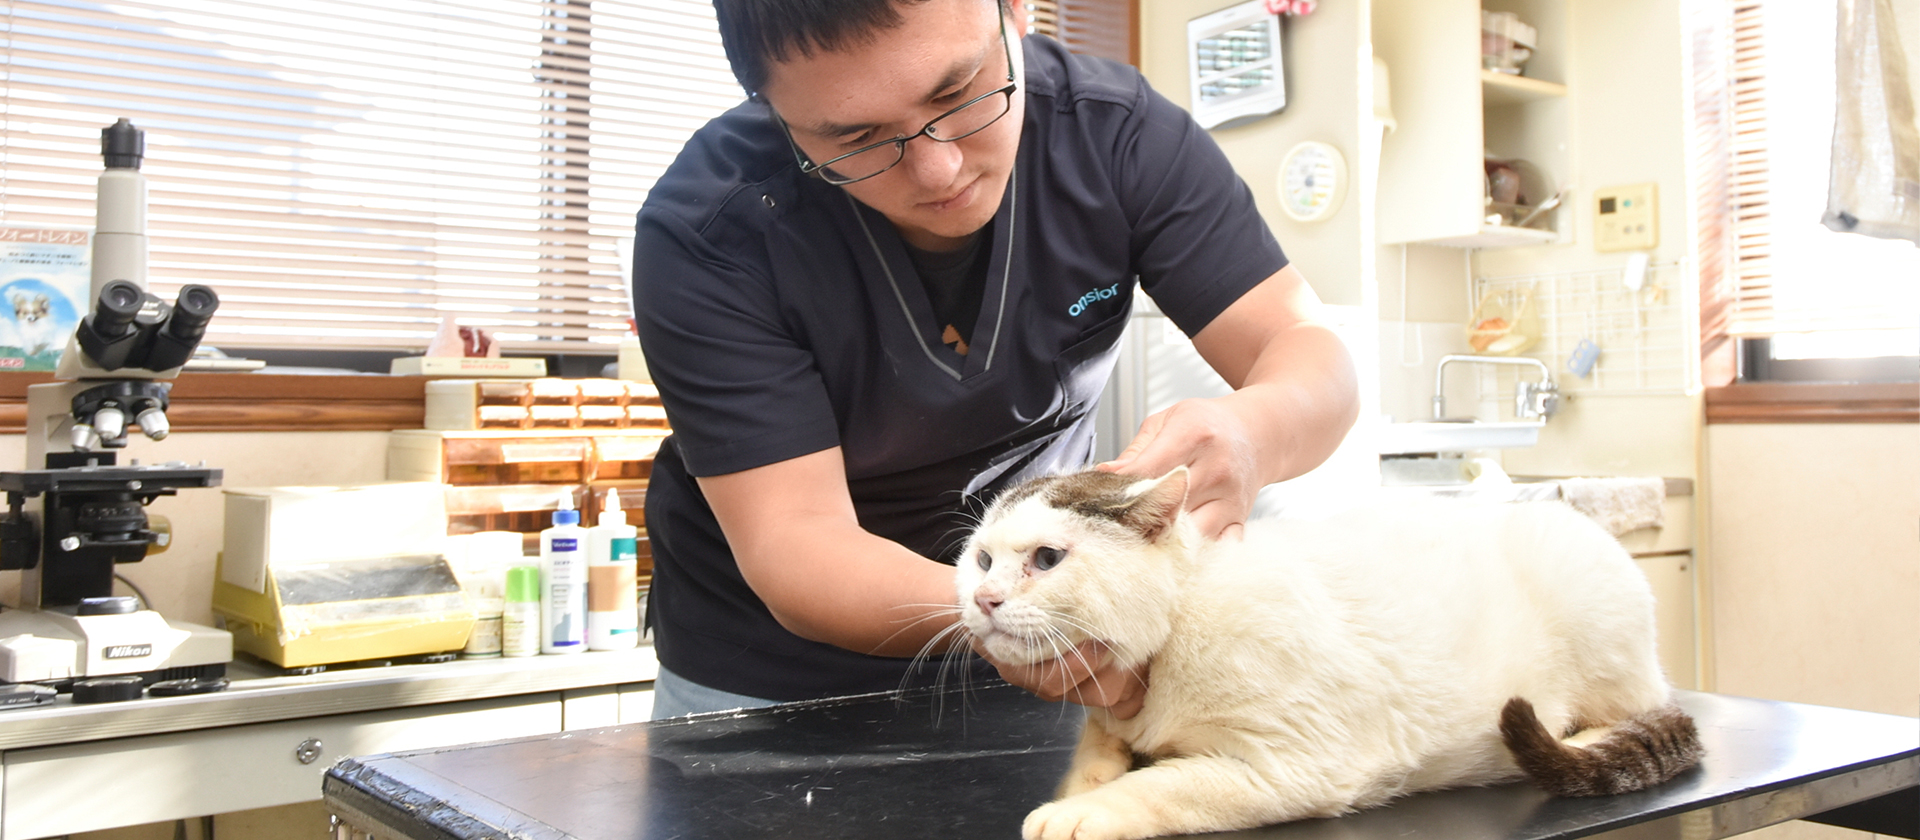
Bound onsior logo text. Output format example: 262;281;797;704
1068;283;1121;317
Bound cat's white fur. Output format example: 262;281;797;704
956;469;1675;840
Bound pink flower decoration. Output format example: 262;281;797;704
1264;0;1316;15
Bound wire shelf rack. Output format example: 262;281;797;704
1470;261;1692;399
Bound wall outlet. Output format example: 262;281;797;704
1593;183;1658;252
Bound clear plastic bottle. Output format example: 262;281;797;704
586;490;641;651
501;564;541;658
539;495;587;654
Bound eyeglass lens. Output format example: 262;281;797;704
817;92;1011;184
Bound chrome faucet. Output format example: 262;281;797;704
1432;354;1560;421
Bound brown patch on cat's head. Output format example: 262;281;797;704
1001;468;1190;543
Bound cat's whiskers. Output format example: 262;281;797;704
897;616;983;726
876;603;965;650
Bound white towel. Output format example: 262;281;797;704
1558;477;1666;536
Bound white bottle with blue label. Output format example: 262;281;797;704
539;495;587;654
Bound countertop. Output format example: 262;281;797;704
0;646;658;751
325;683;1917;840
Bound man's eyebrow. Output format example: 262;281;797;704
803;44;990;139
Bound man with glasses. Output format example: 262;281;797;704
633;0;1358;718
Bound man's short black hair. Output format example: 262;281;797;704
713;0;998;95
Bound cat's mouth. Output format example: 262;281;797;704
968;615;1075;667
974;630;1050;666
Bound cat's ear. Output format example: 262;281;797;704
1119;467;1190;542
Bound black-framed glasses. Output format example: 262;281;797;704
777;4;1017;186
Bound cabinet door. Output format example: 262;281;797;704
1635;553;1698;691
1;694;558;839
1375;0;1485;244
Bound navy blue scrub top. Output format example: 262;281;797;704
632;35;1286;702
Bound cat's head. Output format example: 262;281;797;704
956;467;1195;668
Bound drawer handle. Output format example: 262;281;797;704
296;738;324;765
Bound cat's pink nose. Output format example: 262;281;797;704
974;590;1003;616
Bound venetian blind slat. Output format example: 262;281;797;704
0;0;740;352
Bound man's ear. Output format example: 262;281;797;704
1118;467;1190;543
1005;0;1027;38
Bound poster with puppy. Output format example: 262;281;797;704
0;227;90;371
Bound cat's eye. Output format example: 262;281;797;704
975;550;992;571
1032;546;1065;571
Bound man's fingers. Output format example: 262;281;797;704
976;639;1106;702
1185;497;1246;542
1099;411;1167;473
973;638;1147;718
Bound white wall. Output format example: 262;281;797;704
1705;424;1920;718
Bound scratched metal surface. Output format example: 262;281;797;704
324;685;1918;840
326;682;1081;839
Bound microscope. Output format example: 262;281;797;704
0;119;230;691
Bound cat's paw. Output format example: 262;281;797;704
1023;798;1133;840
1056;758;1129;798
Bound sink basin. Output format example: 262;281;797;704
1377;421;1544;455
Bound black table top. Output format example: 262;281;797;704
324;684;1917;840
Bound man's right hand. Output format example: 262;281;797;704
975;638;1149;719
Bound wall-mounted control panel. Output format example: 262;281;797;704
1593;183;1658;252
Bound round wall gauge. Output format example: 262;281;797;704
1278;141;1348;222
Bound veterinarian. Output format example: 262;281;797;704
632;0;1358;719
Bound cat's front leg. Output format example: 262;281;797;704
1056;713;1134;798
1024;754;1343;840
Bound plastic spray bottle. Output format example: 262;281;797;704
586;489;641;651
539;494;587;654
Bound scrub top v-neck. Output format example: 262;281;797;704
632;34;1286;702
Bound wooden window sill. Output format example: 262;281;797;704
0;372;427;434
1704;381;1919;424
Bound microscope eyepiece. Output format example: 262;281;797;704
101;118;144;171
93;280;146;337
164;284;219;341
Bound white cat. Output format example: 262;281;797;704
955;468;1701;840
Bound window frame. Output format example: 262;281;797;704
1692;0;1918;422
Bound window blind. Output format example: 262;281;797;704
1726;0;1777;339
1690;0;1738;385
1699;0;1919;348
0;0;743;354
1027;0;1136;65
0;0;1133;356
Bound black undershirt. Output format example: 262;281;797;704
902;220;992;355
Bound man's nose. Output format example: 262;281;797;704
898;135;964;186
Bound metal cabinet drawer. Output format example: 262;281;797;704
2;693;558;839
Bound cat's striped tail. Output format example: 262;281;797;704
1499;697;1704;797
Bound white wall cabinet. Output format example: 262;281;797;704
3;695;557;839
1375;0;1571;247
1619;494;1697;691
0;648;657;839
